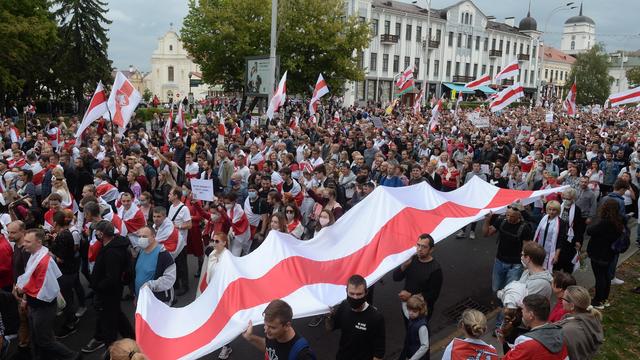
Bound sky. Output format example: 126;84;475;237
106;0;640;73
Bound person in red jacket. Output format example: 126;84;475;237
504;294;569;360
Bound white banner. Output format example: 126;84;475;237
190;178;214;201
545;112;554;123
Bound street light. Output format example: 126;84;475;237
413;0;432;102
538;3;577;101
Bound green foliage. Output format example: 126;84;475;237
567;44;612;105
142;88;153;103
135;108;167;122
0;0;58;104
181;0;371;95
626;66;640;88
53;0;112;110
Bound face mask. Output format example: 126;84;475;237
562;199;573;207
248;191;257;200
138;237;150;249
224;203;233;210
347;296;366;309
182;190;189;197
521;256;528;268
286;213;294;221
319;217;330;226
94;179;101;186
537;165;544;170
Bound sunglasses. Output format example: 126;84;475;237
213;240;224;244
286;210;294;214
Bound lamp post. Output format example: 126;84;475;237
413;0;432;102
268;0;278;104
538;2;576;101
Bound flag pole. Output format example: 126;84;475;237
103;88;116;152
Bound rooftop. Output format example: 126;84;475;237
539;46;576;64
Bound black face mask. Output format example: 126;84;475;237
347;296;366;309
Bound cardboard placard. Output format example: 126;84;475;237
190;178;214;201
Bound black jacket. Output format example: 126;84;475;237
91;235;130;301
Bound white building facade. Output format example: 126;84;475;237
343;0;542;106
560;4;595;56
143;28;213;103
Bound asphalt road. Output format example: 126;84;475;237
51;221;498;360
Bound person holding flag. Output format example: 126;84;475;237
309;73;329;116
13;228;79;359
564;81;577;116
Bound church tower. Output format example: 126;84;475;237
560;2;595;55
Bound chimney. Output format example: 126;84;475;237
129;65;134;73
505;17;515;27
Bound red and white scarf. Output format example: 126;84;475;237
16;246;61;302
155;218;182;258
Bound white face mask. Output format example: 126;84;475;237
286;212;295;221
521;256;528;268
318;217;330;227
224;203;233;210
138;237;150;249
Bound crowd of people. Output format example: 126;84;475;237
0;93;639;360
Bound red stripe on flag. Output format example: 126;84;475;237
136;188;533;360
22;254;51;298
611;89;640;105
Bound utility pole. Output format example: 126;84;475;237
268;0;278;104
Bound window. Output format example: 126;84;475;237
518;70;522;82
169;45;173;51
465;13;469;24
357;81;365;101
499;40;503;51
475;36;480;50
526;45;530;54
382;54;389;72
359;16;366;23
406;24;412;40
436;29;441;42
473;63;478;77
467;35;472;49
465;63;470;76
404;56;410;69
519;43;524;54
384;20;391;34
414;58;420;76
461;13;465;24
497;66;501;75
484;37;489;51
530;70;534;84
457;33;462;47
532;45;537;58
426;59;430;76
416;26;422;41
491;38;496;50
545;69;548;79
481;65;487;75
524;70;528;83
168;66;174;82
446;61;452;76
393;55;400;72
371;19;379;36
455;62;460;76
513;42;517;55
489;65;494;78
448;32;454;46
470;15;473;24
358;51;364;69
395;22;401;36
571;41;575;50
434;60;440;77
370;52;377;71
506;41;510;54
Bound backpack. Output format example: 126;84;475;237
611;222;630;253
289;337;316;360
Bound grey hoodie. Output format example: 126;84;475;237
519;269;553;300
525;323;566;354
557;312;604;359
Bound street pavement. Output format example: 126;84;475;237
38;216;638;359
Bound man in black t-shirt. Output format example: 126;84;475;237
326;274;385;360
243;299;314;360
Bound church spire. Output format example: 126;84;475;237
527;0;532;17
579;2;583;16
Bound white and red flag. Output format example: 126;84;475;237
494;61;520;83
175;101;185;136
96;180;120;203
107;71;142;130
395;65;415;96
607;85;640;107
16;246;61;302
413;88;425;115
163;108;173;144
75;82;108;144
308;74;329;116
266;71;288;120
47;125;61;150
489;83;524;112
155;218;183;258
428;97;443;132
117;202;147;234
135;178;567;360
563;81;577;116
465;74;491;90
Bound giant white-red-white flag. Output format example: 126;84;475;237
490;83;524;112
107;72;142;130
494;61;520;83
76;82;108;145
266;71;288;120
563;81;577;116
309;74;329;116
16;246;61;302
465;74;491;90
135;178;566;360
607;85;640;107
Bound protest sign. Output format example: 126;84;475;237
371;116;383;129
517;126;531;142
190;178;214;201
545;112;554;123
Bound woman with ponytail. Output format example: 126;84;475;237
556;285;604;359
108;338;147;360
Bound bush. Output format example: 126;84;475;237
135;108;167;122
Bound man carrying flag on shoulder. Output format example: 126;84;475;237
13;228;79;359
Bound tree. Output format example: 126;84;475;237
53;0;112;113
142;88;153;103
182;0;370;96
627;66;640;88
566;44;613;105
0;0;58;111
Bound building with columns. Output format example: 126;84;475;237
343;0;542;106
560;3;595;56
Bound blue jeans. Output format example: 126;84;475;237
608;253;620;280
492;258;524;292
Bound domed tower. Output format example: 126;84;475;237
519;2;540;40
560;2;596;55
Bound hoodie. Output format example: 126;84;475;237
519;269;553;301
91;235;130;301
557;313;604;359
504;323;569;360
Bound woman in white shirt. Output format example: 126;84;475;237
284;204;305;239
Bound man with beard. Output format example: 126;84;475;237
326;274;385;360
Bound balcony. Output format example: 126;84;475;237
489;49;502;58
518;53;530;61
422;39;440;49
501;79;514;86
452;75;475;83
380;34;399;44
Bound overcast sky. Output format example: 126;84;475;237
107;0;640;73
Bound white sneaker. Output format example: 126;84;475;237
455;230;465;238
611;277;625;285
469;232;476;239
75;306;87;318
218;345;232;359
